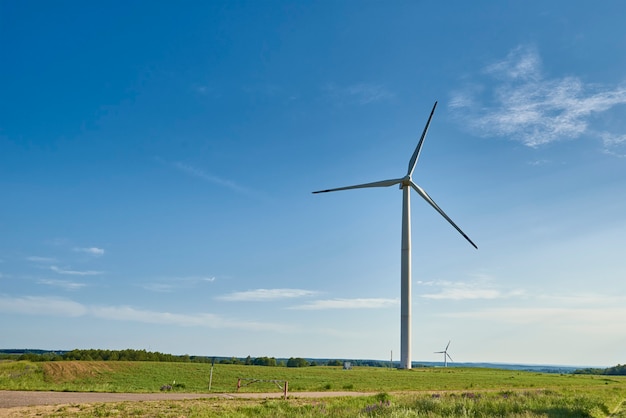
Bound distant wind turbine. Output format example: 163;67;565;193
435;340;454;367
313;101;477;370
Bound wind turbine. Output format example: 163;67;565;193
435;340;454;367
313;101;477;370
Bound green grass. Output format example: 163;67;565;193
0;360;45;390
2;361;626;417
2;360;626;394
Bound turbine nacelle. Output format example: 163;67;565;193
399;175;412;189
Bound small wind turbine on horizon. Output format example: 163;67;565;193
313;101;477;370
435;340;454;367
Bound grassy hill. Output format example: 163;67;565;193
2;360;626;417
1;360;624;393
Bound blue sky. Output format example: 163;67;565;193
2;1;626;367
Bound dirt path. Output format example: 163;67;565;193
608;398;626;418
0;390;371;409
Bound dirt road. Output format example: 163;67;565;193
0;390;370;408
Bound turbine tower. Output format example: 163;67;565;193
313;101;477;369
435;340;454;367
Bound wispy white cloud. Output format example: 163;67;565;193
171;161;253;195
325;82;394;105
536;292;626;305
218;288;319;302
450;45;626;154
90;305;287;331
96;305;224;327
484;46;542;81
141;276;216;293
37;279;86;291
142;283;176;293
50;266;103;276
73;247;105;256
0;294;288;332
438;292;626;335
527;159;552;166
441;306;626;333
421;287;501;300
289;298;399;310
0;295;87;317
417;279;524;300
600;132;626;157
26;256;57;263
47;238;69;247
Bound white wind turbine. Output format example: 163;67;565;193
313;101;477;370
435;340;454;367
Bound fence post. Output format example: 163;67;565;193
284;381;288;399
208;357;215;391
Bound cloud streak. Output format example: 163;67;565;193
50;266;103;276
141;276;216;293
417;279;524;300
26;256;57;263
38;279;87;291
441;306;626;334
450;45;626;154
218;288;319;302
290;298;399;310
324;83;394;105
73;247;105;256
0;295;288;332
171;162;252;194
436;292;626;335
0;295;87;317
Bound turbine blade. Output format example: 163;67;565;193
447;354;454;362
407;101;437;177
313;178;403;194
410;181;478;249
446;340;451;350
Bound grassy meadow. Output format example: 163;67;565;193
2;360;626;417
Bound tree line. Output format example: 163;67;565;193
573;364;626;376
8;349;622;373
3;349;366;367
10;349;194;363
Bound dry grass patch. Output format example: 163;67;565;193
42;362;133;384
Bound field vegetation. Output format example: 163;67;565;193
2;360;626;417
3;360;626;393
5;390;626;418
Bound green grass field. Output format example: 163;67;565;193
2;360;625;417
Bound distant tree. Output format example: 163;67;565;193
286;357;309;368
252;357;277;367
605;364;626;375
327;360;342;367
17;353;39;362
221;357;242;365
573;368;603;375
574;364;626;376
